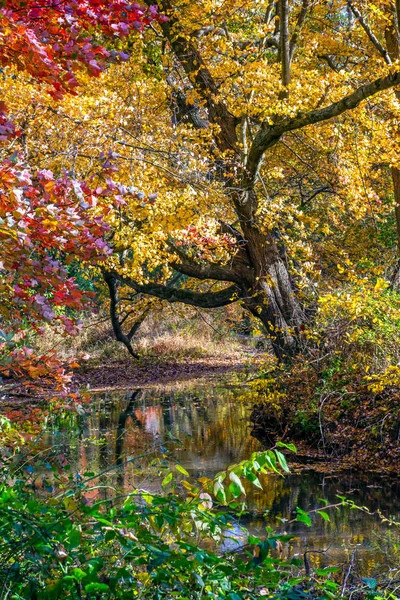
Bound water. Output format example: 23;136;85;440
44;379;400;575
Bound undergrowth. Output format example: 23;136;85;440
250;282;400;468
34;303;257;365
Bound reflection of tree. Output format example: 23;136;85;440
115;390;143;486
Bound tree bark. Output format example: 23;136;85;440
232;188;305;359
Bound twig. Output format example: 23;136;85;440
341;546;358;596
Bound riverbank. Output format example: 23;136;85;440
72;354;259;391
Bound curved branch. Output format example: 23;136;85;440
108;271;240;308
171;257;239;283
103;271;140;359
168;240;250;284
245;70;400;186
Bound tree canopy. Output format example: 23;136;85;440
1;0;400;362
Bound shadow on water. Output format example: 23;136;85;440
44;380;400;575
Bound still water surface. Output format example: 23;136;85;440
45;380;400;574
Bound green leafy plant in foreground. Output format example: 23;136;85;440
0;445;398;599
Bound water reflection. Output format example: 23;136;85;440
45;381;400;573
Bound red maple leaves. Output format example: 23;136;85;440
0;1;166;98
0;0;162;398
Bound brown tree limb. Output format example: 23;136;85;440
144;0;239;153
264;0;275;25
103;271;140;358
168;241;252;285
289;0;310;62
108;270;240;309
279;0;291;86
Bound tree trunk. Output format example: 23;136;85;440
242;249;305;360
232;188;306;360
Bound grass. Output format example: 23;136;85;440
35;303;261;366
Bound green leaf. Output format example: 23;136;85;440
316;510;330;521
363;578;377;590
85;582;110;593
229;481;243;499
315;567;341;575
67;526;81;549
296;508;312;527
276;441;297;453
161;471;173;487
43;580;63;600
245;470;262;489
275;450;290;473
213;479;226;504
72;568;87;582
229;472;246;496
176;464;189;477
262;452;280;474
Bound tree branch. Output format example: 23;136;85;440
348;1;392;65
145;0;239;153
168;240;250;285
103;271;140;358
172;88;209;129
279;0;291;86
289;0;310;61
245;70;400;185
108;271;240;309
264;0;275;25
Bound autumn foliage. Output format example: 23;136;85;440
0;0;162;401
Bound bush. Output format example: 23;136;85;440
250;281;400;466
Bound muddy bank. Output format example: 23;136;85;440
72;356;255;391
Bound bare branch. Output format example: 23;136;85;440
318;54;339;72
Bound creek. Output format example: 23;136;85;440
44;378;400;577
